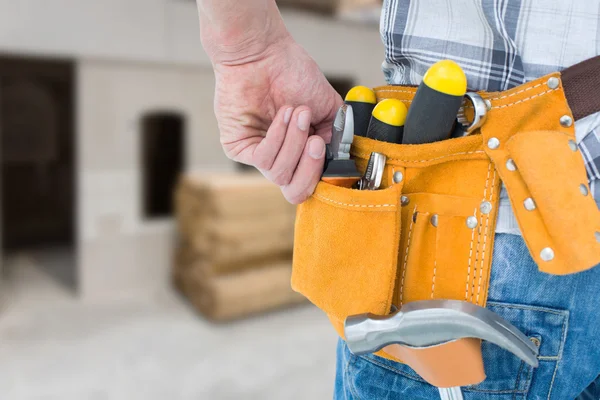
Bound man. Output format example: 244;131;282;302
196;1;600;398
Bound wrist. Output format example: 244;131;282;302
200;5;290;66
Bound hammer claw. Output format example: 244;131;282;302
344;300;539;367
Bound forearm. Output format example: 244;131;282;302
197;0;290;65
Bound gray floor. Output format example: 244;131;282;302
0;255;338;400
3;246;77;291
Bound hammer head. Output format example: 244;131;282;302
344;300;539;367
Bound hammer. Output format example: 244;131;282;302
344;300;539;400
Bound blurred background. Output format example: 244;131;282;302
0;0;384;399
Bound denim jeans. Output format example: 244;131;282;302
334;233;600;399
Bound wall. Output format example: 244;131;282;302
0;0;172;62
0;0;385;87
77;60;228;301
0;0;386;300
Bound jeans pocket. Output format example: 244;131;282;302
345;300;568;399
347;350;442;400
464;301;569;397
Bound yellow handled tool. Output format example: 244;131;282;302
366;99;408;144
403;60;467;144
345;86;377;137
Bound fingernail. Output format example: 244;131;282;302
308;138;325;159
297;110;311;131
283;108;293;124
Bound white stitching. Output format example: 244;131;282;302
431;259;437;299
476;167;496;304
491;88;558;109
491;82;544;101
470;163;492;302
482;163;491;200
465;207;477;300
445;83;545;110
376;89;415;95
400;206;417;307
352;150;486;164
314;194;396;209
471;214;483;302
387;192;403;311
490;83;545;100
376;81;554;110
376;82;559;100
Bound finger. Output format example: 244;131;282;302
281;135;326;204
264;106;311;187
252;106;294;170
313;92;344;143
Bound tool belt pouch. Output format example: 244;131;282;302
292;69;600;387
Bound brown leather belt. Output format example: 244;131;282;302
560;55;600;120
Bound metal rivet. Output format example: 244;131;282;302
560;115;573;128
580;184;589;196
547;77;560;89
595;232;600;243
487;137;500;150
568;140;578;152
530;337;541;347
430;214;439;227
466;216;478;229
393;171;404;184
524;198;536;211
506;159;517;171
540;247;555;262
480;201;492;215
401;196;410;206
484;99;492;110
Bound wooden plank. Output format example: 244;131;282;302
276;0;338;14
177;259;306;321
174;172;296;266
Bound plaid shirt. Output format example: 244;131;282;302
380;0;600;234
580;114;600;203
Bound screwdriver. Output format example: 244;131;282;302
345;86;377;137
366;99;408;144
403;60;467;144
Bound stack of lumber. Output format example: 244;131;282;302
276;0;382;23
336;0;382;23
173;172;305;321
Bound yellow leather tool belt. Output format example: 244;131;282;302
291;57;600;365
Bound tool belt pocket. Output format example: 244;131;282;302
398;192;493;307
500;130;600;274
291;180;402;337
292;133;500;342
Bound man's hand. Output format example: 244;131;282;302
214;38;343;204
198;0;343;204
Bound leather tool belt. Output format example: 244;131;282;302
291;56;600;384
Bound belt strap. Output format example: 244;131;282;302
562;55;600;120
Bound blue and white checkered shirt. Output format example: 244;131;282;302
380;0;600;234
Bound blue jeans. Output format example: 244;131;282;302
334;233;600;399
